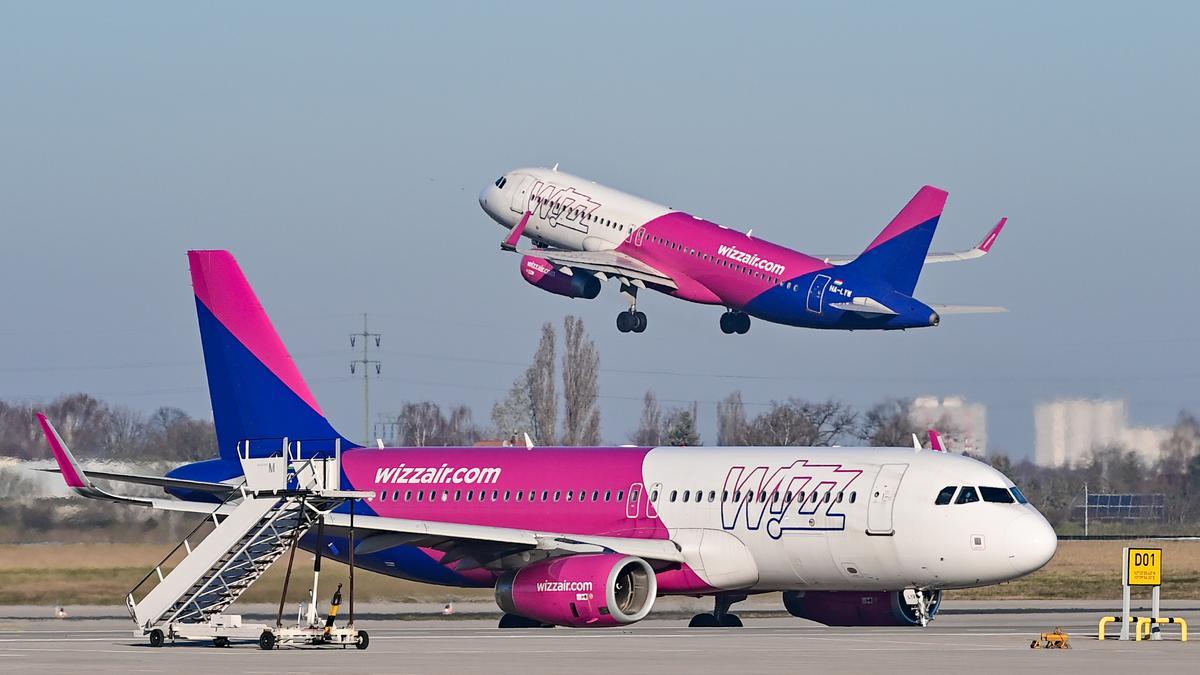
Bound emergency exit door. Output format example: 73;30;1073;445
866;464;908;535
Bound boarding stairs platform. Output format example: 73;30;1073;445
126;439;369;645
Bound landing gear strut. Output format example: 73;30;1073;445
688;593;746;628
913;589;934;627
719;310;750;335
616;282;647;333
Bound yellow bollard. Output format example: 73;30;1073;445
1098;616;1118;641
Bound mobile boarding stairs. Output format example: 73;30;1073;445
126;440;371;649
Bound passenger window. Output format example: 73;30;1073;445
454;490;461;501
759;491;768;503
682;490;690;502
516;490;523;501
1011;486;1029;504
850;491;856;504
649;489;658;502
503;490;511;501
734;491;741;501
592;490;599;501
722;490;729;502
955;487;980;504
934;486;957;505
417;491;424;502
823;492;830;503
797;491;805;503
785;491;793;503
553;491;561;502
617;490;624;501
980;486;1015;503
380;491;387;502
605;490;612;502
670;490;678;502
709;491;716;502
566;491;573;502
836;491;843;503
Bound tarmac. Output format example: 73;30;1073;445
0;600;1194;674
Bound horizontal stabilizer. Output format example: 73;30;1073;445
35;467;238;495
928;304;1008;314
829;297;898;316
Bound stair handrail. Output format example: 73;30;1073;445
124;479;246;620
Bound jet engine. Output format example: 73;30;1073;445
781;590;942;626
495;554;656;627
520;255;601;299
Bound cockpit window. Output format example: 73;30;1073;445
955;486;979;504
980;486;1015;503
1010;486;1029;504
934;486;957;505
494;176;508;189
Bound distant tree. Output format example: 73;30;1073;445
394;401;480;447
665;405;701;446
526;322;557;445
744;398;857;447
491;378;535;442
716;391;749;446
560;316;600;446
860;399;917;447
631;391;664;446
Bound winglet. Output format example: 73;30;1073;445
928;429;945;452
976;218;1006;253
501;211;532;251
36;413;91;489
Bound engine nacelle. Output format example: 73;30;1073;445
782;590;942;626
520;256;601;299
495;554;656;627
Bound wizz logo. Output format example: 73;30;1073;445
720;460;862;539
528;181;601;234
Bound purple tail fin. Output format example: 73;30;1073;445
189;250;350;458
848;186;948;295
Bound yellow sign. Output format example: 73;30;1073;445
1125;547;1162;587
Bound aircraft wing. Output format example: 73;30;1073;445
36;414;686;568
815;218;1007;265
514;248;678;290
928;304;1008;314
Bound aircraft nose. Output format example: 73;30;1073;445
478;184;495;212
1006;510;1057;576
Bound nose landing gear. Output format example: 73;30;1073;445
719;310;750;334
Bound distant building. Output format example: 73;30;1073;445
909;396;987;456
1034;399;1169;467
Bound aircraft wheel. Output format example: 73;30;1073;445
616;311;635;333
632;311;647;333
355;630;370;650
688;613;720;628
212;636;230;648
719;312;735;334
735;313;751;334
718;613;743;628
148;629;165;648
499;613;547;628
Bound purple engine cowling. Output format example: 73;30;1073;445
495;554;656;627
520;256;601;299
782;590;942;626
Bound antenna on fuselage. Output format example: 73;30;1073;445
551;163;559;172
746;229;754;237
524;433;535;450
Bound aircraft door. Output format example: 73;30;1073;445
865;464;908;535
625;482;643;519
806;274;832;313
509;176;534;214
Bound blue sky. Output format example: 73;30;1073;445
2;2;1197;459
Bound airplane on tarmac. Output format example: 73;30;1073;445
39;250;1053;630
479;167;1007;334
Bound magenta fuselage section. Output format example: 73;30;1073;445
615;212;832;307
341;446;668;539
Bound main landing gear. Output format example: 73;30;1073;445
617;310;647;333
688;593;746;628
498;613;553;629
719;310;750;335
616;281;647;333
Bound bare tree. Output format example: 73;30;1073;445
716;391;749;446
560;316;601;445
526;322;557;445
860;398;918;447
631;391;664;446
394;401;480;447
491;377;535;442
743;398;857;446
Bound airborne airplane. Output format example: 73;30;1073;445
39;250;1053;629
479;168;1007;333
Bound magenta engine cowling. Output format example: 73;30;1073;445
495;554;656;627
782;590;942;626
520;256;601;299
